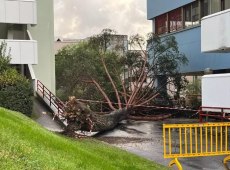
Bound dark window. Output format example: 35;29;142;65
221;0;225;10
168;8;183;32
184;1;200;27
184;5;192;28
192;1;199;25
154;0;225;35
225;0;230;9
211;0;221;14
155;14;168;35
201;0;210;17
201;0;221;16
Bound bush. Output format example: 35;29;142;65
0;69;33;116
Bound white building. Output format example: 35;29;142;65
0;0;55;93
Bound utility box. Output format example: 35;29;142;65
202;73;230;112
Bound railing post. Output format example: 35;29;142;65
49;91;52;106
42;83;44;98
169;158;183;170
199;110;203;123
36;79;38;91
221;108;224;121
57;107;60;116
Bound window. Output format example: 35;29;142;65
192;1;200;25
221;0;225;10
154;0;224;35
225;0;230;9
168;8;183;32
155;14;168;35
184;5;192;27
211;0;221;14
201;0;222;17
184;1;200;27
201;0;210;17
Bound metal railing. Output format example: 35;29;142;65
36;80;65;119
163;122;230;170
199;106;230;123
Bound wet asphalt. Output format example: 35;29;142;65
97;119;227;170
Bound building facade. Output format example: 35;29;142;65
147;0;230;75
0;0;55;93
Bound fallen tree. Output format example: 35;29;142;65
57;29;188;134
63;96;127;133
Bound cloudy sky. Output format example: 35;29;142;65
54;0;151;39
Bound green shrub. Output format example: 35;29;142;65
0;69;33;116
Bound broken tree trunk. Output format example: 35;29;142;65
63;97;127;134
91;109;127;132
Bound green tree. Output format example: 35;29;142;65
122;33;188;107
56;31;189;132
147;33;188;103
56;31;188;113
56;30;124;111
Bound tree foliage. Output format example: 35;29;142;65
57;31;189;132
56;30;188;113
122;33;188;108
56;29;124;110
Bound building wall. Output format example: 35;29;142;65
162;26;230;74
147;0;194;19
28;0;55;93
147;0;230;74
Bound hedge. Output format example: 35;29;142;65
0;69;33;116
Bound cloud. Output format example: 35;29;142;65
54;0;151;39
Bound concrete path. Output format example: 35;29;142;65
33;98;64;132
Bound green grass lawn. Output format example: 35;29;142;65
0;107;169;170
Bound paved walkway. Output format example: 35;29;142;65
33;98;64;132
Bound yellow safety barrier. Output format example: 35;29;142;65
163;122;230;170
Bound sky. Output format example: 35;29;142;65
54;0;151;39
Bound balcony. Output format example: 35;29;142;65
0;39;38;64
0;0;37;25
201;9;230;53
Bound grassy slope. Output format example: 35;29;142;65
0;107;168;170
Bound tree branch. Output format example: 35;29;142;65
91;78;116;111
100;56;122;109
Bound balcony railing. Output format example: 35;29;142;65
201;9;230;53
0;39;38;64
0;0;37;25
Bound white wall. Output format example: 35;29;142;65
201;9;230;52
202;74;230;110
0;39;38;64
28;0;55;93
0;0;37;24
